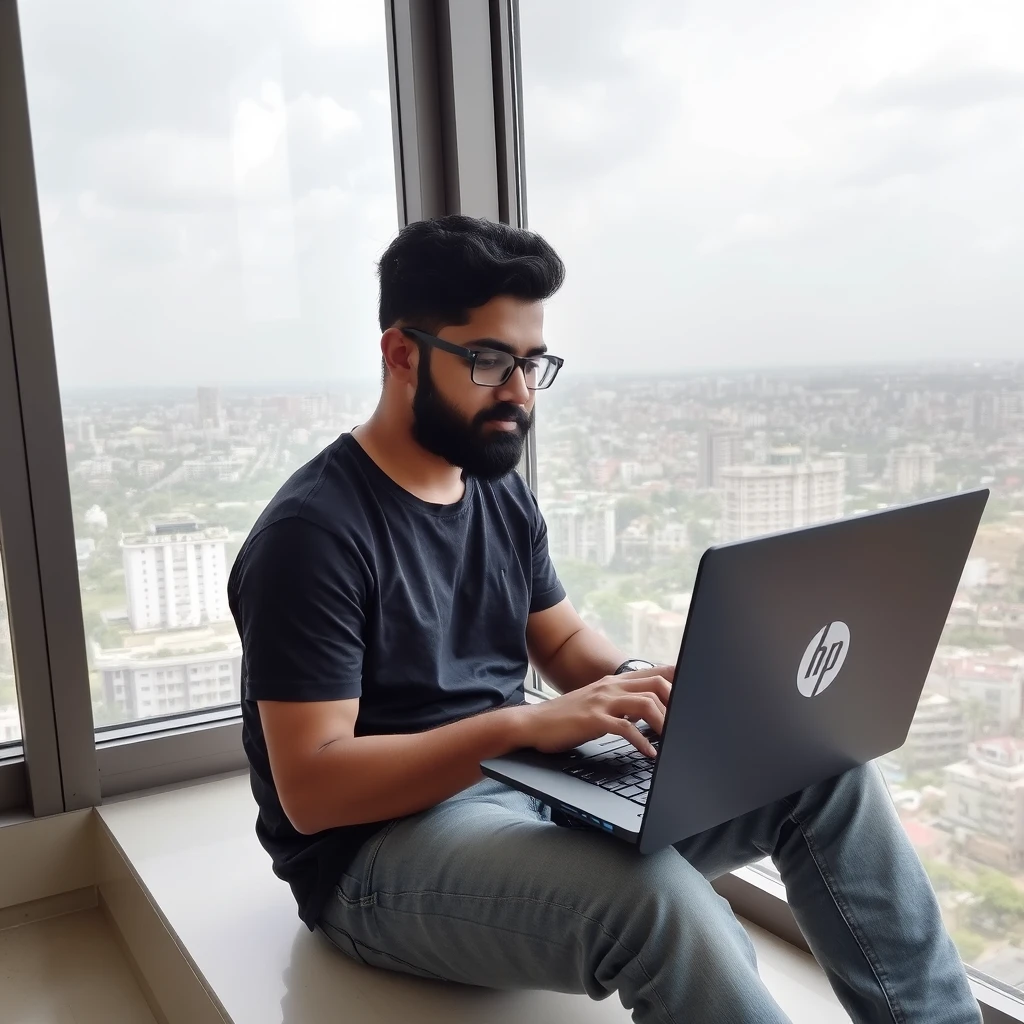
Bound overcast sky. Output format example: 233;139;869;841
17;0;1024;388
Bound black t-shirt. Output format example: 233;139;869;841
228;433;565;929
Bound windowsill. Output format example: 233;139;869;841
93;771;853;1023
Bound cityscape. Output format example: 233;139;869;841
2;361;1024;988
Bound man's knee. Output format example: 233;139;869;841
599;846;743;951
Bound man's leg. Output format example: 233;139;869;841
319;778;794;1023
674;762;981;1024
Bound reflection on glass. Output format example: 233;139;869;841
0;561;20;745
18;0;398;729
522;0;1024;991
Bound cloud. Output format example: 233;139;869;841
848;65;1024;113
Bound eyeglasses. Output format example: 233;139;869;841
401;328;564;390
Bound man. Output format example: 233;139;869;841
229;215;980;1023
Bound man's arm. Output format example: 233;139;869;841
262;674;673;834
260;697;531;834
527;597;629;693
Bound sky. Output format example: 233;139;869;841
15;0;1024;388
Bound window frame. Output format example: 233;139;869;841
0;0;544;810
2;0;1021;1015
508;0;1024;1017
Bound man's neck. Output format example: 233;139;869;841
352;411;466;506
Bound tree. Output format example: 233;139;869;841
950;929;986;963
555;560;605;608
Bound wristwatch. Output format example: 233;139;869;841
614;659;655;675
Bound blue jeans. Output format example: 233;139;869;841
318;764;980;1023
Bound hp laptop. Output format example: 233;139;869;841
481;489;988;853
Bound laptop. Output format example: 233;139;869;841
481;489;988;853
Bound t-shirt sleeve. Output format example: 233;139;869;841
526;489;566;614
231;517;368;702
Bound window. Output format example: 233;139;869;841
0;560;20;746
521;0;1024;992
19;0;399;731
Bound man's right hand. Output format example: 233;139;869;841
514;666;674;758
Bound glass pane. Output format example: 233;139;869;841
0;557;21;746
18;1;398;729
522;0;1024;992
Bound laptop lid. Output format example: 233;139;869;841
637;489;988;853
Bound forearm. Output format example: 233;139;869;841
538;625;627;694
284;704;529;834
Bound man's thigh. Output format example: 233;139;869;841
317;778;732;997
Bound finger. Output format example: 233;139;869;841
603;715;658;758
616;675;673;705
610;694;667;735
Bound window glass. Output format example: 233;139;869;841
522;0;1024;990
0;559;20;746
19;0;398;729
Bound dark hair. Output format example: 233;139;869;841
377;215;565;339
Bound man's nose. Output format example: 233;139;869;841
495;365;531;405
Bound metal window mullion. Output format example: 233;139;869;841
0;231;62;817
0;0;99;811
387;0;447;224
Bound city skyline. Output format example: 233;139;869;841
3;358;1024;982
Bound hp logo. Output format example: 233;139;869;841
797;622;850;697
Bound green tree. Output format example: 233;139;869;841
950;929;986;963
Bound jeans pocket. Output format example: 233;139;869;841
335;818;401;906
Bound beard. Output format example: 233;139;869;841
411;353;533;480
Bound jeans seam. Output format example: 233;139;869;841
784;801;907;1024
372;889;678;1023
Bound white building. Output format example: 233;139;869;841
720;452;845;542
0;705;20;743
896;693;968;772
697;428;744;489
121;515;230;631
96;640;241;720
181;456;248;483
943;737;1024;868
547;500;617;566
938;652;1024;735
887;444;937;495
627;597;690;666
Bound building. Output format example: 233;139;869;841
697;428;744;489
626;597;689;666
719;452;845;542
196;386;223;428
0;705;20;743
547;500;617;566
943;737;1024;869
896;693;968;772
887;444;937;495
181;456;248;483
940;652;1024;735
95;632;241;721
121;514;230;631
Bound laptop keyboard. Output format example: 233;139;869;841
562;737;660;807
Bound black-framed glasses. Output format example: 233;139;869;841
401;327;564;390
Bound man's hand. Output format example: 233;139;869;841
516;665;674;758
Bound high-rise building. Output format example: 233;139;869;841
943;737;1024;869
720;453;845;542
697;428;744;489
627;597;690;666
196;386;223;428
97;642;242;720
887;444;937;495
897;694;969;772
121;514;230;631
547;500;617;566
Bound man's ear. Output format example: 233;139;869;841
381;327;419;386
